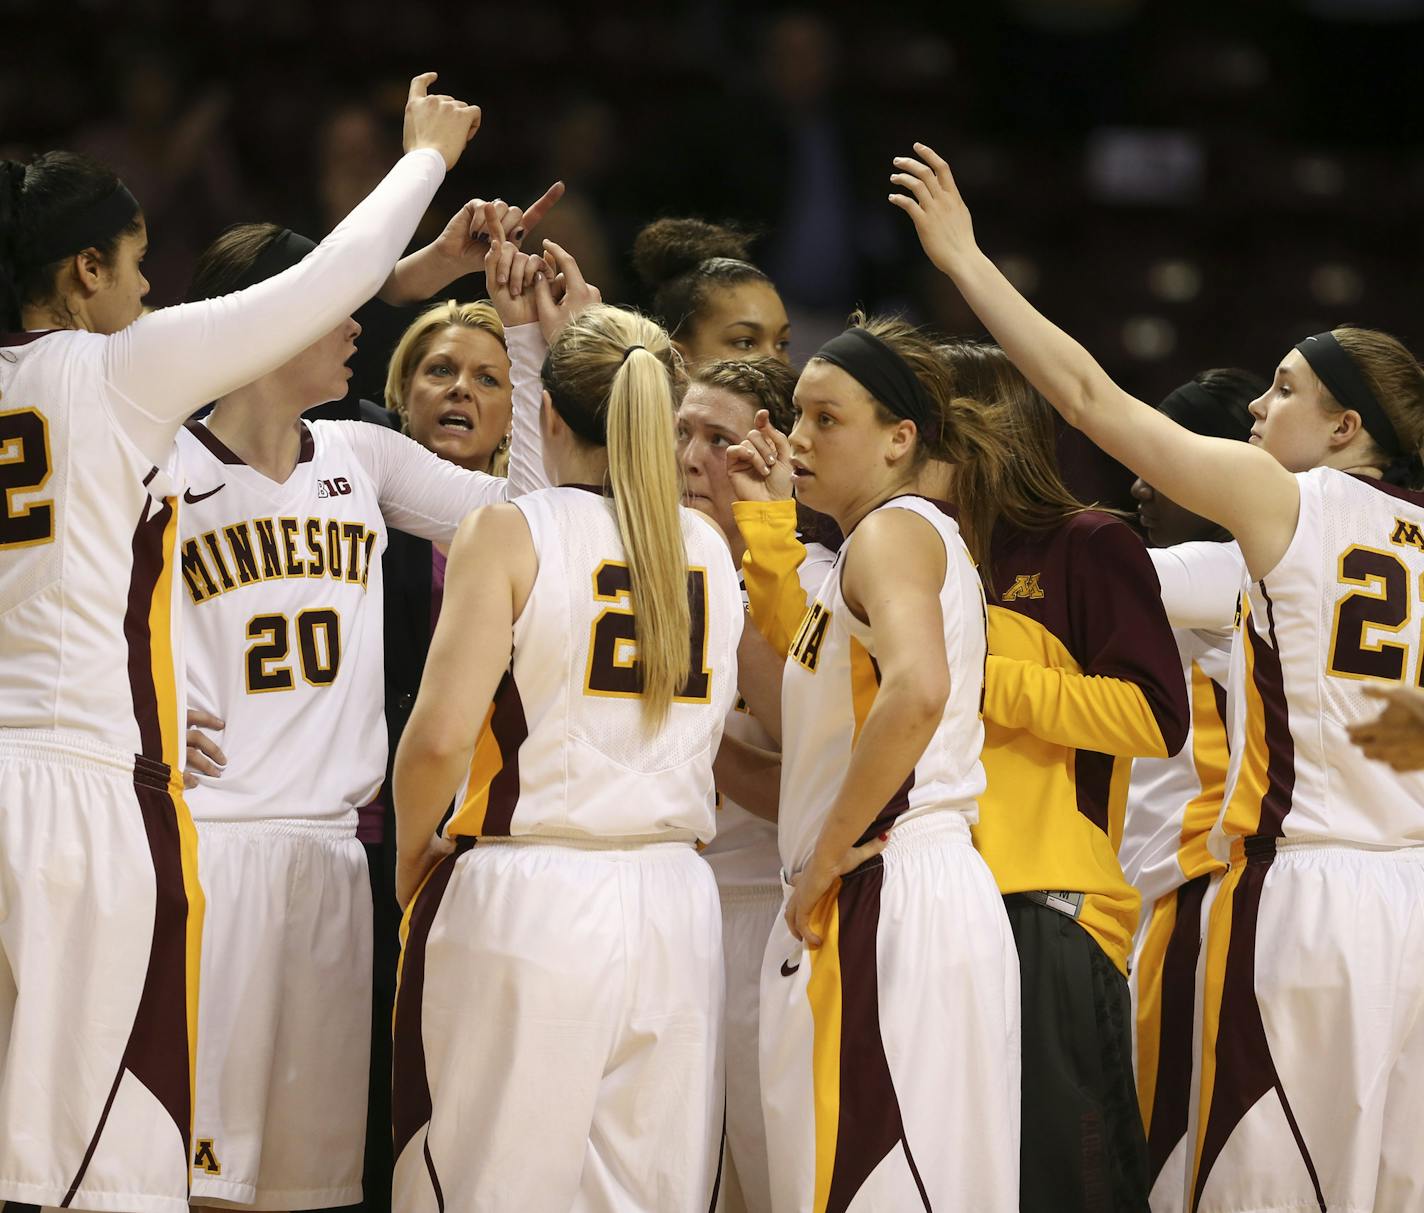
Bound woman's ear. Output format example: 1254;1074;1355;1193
1330;408;1365;450
71;247;108;300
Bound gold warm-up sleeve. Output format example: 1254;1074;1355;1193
983;654;1169;759
732;499;811;657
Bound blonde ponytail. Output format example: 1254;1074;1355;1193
542;304;691;725
607;346;691;722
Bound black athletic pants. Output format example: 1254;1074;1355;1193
1006;894;1150;1213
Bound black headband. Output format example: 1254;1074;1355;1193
1294;331;1400;457
230;228;318;293
26;183;140;267
1159;380;1255;443
813;327;941;444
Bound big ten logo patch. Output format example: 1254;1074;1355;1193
317;476;352;499
194;1137;222;1175
1001;572;1045;602
788;600;831;673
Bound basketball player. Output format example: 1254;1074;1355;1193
175;209;557;1210
390;305;743;1212
734;338;1187;1212
894;139;1424;1212
726;316;1021;1211
676;356;830;1213
0;75;476;1213
1119;371;1260;1213
633;218;792;365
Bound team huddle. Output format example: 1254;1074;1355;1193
1;70;1422;1213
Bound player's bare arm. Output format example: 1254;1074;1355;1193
890;140;1301;579
393;503;536;906
785;508;948;946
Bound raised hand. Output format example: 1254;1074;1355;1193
483;204;546;328
402;72;481;170
725;409;794;503
888;141;978;277
533;239;602;345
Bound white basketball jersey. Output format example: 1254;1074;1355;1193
176;418;515;825
0;330;185;770
445;486;743;843
703;543;836;889
1218;468;1424;847
777;496;987;876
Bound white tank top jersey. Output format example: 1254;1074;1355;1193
1217;468;1424;849
0;148;445;773
777;496;988;876
1121;542;1243;905
176;400;546;827
703;543;836;890
445;486;743;844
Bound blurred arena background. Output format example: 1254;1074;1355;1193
4;0;1420;410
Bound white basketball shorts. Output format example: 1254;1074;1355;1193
0;730;203;1213
189;819;371;1210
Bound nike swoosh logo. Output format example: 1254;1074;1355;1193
780;958;800;977
183;484;225;504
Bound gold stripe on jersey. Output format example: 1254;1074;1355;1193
1191;862;1240;1201
1178;662;1231;880
849;638;878;746
1221;598;1274;839
180;515;377;605
448;701;502;837
806;892;844;1213
150;501;183;771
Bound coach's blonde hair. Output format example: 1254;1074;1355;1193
544;304;690;724
384;298;507;421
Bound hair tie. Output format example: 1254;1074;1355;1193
621;344;646;364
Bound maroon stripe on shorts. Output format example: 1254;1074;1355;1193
64;781;194;1206
824;858;931;1213
1192;850;1323;1212
123;497;172;764
1147;874;1208;1185
478;672;529;838
392;842;468;1188
1246;587;1296;838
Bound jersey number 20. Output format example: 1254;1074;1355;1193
0;407;54;550
585;561;712;703
246;608;342;693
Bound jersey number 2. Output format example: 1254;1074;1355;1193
585;561;712;702
246;608;342;693
1328;545;1421;684
0;407;55;550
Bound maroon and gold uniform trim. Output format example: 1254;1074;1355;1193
447;671;530;838
806;859;930;1213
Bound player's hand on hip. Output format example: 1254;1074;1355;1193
396;834;456;910
184;708;227;789
786;833;888;948
889;141;979;277
403;72;481;170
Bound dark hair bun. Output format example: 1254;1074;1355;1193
632;218;754;289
